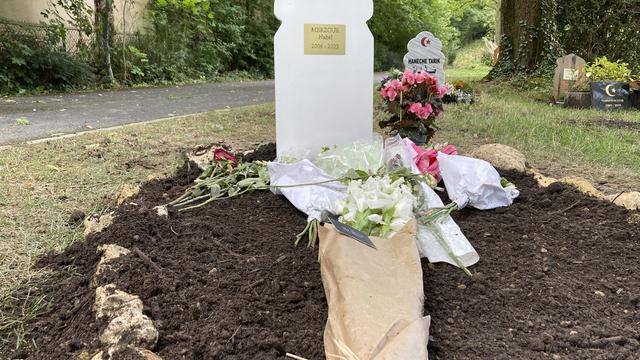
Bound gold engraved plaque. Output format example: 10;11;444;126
304;24;346;55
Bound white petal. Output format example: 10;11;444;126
390;218;408;232
367;214;384;224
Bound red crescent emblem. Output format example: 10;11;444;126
420;37;430;47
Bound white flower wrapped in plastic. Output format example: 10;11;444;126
335;175;416;238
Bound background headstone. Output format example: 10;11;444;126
274;0;374;159
403;31;446;85
591;82;632;110
553;54;586;101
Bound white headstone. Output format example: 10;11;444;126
274;0;374;159
403;31;446;85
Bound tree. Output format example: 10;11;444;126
492;0;561;76
497;0;540;69
94;0;115;83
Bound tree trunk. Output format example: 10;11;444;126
496;0;543;71
94;0;115;84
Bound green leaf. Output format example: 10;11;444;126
11;58;26;66
355;170;370;179
15;117;31;126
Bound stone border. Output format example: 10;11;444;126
88;245;162;360
471;143;640;211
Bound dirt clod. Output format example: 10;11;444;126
68;210;87;226
241;143;277;162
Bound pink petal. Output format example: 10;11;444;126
441;144;458;155
425;149;438;159
387;89;397;101
214;148;238;166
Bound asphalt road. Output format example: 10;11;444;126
0;80;275;145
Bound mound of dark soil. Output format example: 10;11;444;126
4;166;639;360
562;118;640;132
241;143;277;163
426;173;640;360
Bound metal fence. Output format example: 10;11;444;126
0;17;92;54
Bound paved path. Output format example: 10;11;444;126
0;80;275;145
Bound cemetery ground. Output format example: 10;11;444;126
1;71;639;358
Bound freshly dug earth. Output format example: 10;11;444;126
4;167;640;359
426;173;640;360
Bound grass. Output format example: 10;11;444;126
447;39;493;82
436;82;640;190
451;39;491;67
1;70;640;348
446;66;491;83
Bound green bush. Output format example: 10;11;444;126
585;56;634;83
108;0;278;85
0;25;94;94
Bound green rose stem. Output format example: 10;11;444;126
399;90;404;123
416;202;471;276
294;219;319;248
422;220;472;277
172;178;343;211
172;162;449;249
418;202;459;222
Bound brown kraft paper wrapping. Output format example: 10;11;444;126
319;220;430;360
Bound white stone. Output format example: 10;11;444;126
403;32;446;85
84;213;114;236
274;0;374;159
607;192;640;211
470;144;527;172
97;245;130;266
100;307;158;349
154;205;169;217
559;177;604;199
94;284;144;320
94;285;158;349
116;184;140;205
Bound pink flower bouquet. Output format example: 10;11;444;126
404;139;458;182
378;69;446;144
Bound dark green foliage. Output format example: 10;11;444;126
371;0;497;70
492;0;639;79
488;35;514;78
450;5;495;45
536;0;563;74
114;0;499;81
370;0;456;70
556;0;640;74
0;23;94;94
2;0;504;92
110;0;279;84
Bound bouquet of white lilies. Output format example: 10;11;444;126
334;175;416;238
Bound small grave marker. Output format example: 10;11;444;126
591;82;632;110
553;54;586;101
403;31;446;85
274;0;374;159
